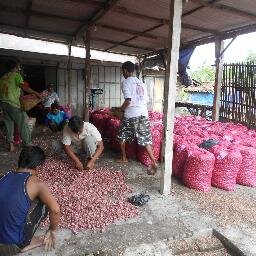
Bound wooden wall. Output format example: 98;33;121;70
220;62;256;128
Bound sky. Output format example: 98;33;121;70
0;32;255;70
189;32;256;71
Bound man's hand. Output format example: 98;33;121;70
43;229;56;251
85;159;95;170
75;160;84;171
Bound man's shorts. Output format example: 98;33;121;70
117;116;152;146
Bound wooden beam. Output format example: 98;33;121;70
0;22;72;43
182;0;221;17
182;23;256;49
212;37;224;121
75;0;120;38
0;3;83;23
160;0;182;195
114;6;169;24
105;24;163;51
84;30;91;121
97;24;165;40
67;0;104;8
190;0;256;20
182;23;218;34
220;36;236;57
67;43;72;105
92;37;154;51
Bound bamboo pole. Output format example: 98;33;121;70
67;43;72;105
212;37;224;121
160;0;182;195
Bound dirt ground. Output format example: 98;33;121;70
0;127;256;255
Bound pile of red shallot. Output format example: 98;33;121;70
38;158;139;233
91;110;256;192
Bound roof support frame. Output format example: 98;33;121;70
104;24;163;51
92;37;153;52
190;0;256;20
75;0;121;38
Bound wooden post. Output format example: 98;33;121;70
84;30;91;121
160;0;182;195
67;43;72;105
212;37;224;121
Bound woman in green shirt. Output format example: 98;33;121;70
0;59;41;151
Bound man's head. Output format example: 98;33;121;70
122;61;135;79
18;146;45;170
47;83;55;93
51;102;59;115
5;59;20;73
68;116;83;134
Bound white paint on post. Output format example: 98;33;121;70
160;0;182;195
212;37;224;121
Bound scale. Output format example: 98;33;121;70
90;88;103;110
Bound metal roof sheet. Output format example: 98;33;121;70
0;0;255;56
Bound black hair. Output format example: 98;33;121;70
0;59;20;78
68;115;83;133
18;146;45;169
122;61;135;73
51;102;59;109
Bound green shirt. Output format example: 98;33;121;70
0;72;24;108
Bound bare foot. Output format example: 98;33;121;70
9;143;17;152
116;158;128;164
147;162;158;175
20;236;44;252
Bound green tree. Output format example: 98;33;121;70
191;66;215;83
245;51;256;62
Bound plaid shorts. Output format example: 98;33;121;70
117;116;152;146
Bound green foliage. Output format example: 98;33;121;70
180;88;189;101
245;51;256;62
191;66;215;83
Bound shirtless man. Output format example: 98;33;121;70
0;146;60;255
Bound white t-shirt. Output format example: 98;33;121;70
122;77;149;118
62;122;102;146
42;91;59;108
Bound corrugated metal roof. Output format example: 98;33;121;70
0;0;255;56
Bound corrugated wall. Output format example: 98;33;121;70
57;64;124;116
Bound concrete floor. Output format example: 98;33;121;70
0;129;256;256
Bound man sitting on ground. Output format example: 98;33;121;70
45;103;69;132
53;115;104;171
0;146;60;255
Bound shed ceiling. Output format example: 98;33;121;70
0;0;255;56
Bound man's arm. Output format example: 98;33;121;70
86;141;104;169
29;179;60;251
37;181;60;231
120;99;131;112
22;85;42;99
63;145;83;170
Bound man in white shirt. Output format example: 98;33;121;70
42;84;59;108
54;116;104;170
117;61;158;175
